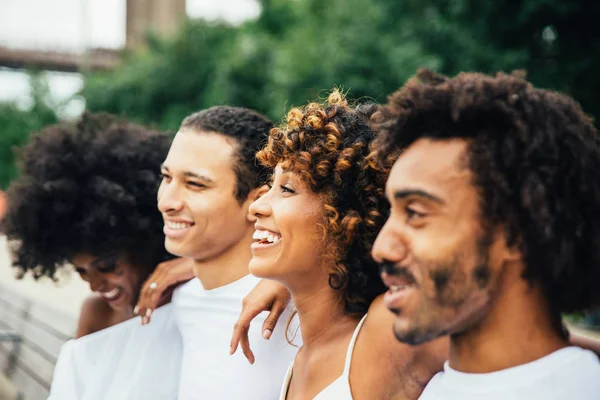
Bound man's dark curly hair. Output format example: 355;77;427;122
0;112;173;282
258;90;388;314
181;106;273;203
374;69;600;314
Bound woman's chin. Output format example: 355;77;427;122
248;259;278;280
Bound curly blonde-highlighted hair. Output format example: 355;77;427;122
257;90;388;314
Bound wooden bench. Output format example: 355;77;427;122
0;283;76;400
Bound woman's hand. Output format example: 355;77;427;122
135;258;194;324
230;279;291;364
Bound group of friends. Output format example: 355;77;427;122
1;69;600;399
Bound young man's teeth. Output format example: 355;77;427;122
167;221;191;230
390;285;407;293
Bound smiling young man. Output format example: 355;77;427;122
158;106;298;399
372;70;600;399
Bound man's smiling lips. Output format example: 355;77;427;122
163;218;195;239
380;266;418;310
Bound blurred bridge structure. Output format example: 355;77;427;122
0;0;186;73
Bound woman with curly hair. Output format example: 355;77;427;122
1;113;188;337
230;88;600;400
231;90;448;399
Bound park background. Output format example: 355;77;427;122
0;1;599;399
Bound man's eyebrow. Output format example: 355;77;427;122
183;171;214;183
392;189;445;204
161;164;215;183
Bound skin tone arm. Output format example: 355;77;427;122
134;257;195;325
230;279;292;364
231;281;600;362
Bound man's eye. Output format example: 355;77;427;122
406;206;425;220
187;181;206;189
160;173;171;181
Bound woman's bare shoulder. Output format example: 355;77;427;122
351;295;448;397
75;294;114;338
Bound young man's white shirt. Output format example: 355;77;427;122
419;346;600;400
173;274;299;400
48;304;182;400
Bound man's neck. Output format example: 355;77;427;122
449;265;568;373
192;228;254;290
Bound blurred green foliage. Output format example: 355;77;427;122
83;0;600;129
2;0;598;187
0;75;57;189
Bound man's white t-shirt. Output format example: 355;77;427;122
173;274;299;400
419;346;600;400
48;304;182;400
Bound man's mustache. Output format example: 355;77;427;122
379;261;413;280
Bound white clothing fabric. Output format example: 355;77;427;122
279;314;368;400
174;275;299;400
48;303;182;400
419;346;600;400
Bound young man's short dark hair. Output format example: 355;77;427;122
181;106;273;202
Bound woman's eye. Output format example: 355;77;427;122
280;185;295;194
160;173;171;181
96;263;118;273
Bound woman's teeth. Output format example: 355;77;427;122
252;229;281;244
100;288;121;300
166;221;193;230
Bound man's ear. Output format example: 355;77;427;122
497;227;522;263
245;184;269;222
253;184;269;200
505;242;522;262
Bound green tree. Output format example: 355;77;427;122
0;76;57;189
386;0;600;122
82;0;600;127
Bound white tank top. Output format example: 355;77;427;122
279;314;367;400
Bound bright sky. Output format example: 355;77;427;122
0;0;260;116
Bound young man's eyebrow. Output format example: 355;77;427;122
183;171;214;183
161;165;215;183
393;189;445;204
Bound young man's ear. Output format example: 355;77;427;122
254;184;269;199
245;185;269;222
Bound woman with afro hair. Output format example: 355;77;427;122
1;112;190;338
